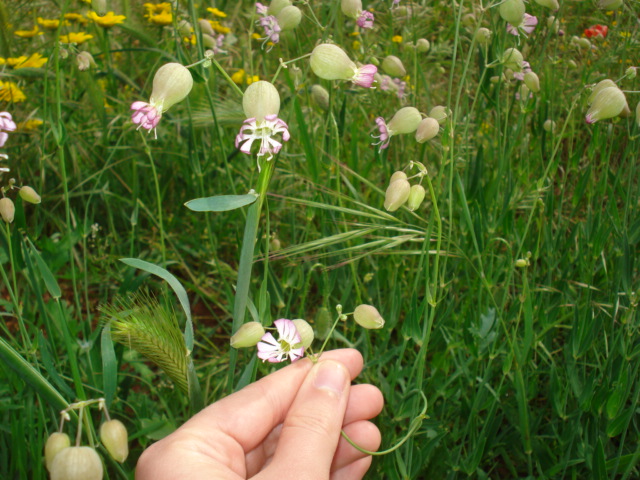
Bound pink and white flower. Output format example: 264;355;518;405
235;114;290;164
258;15;281;50
357;11;375;29
507;13;538;36
352;64;377;88
131;101;162;138
372;117;391;150
257;319;304;363
0;112;17;148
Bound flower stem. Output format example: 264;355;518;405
210;58;244;98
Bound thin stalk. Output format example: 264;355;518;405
139;134;166;264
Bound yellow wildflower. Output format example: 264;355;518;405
59;32;94;44
207;7;227;18
87;11;126;28
37;17;62;29
352;40;361;49
6;56;26;67
231;69;245;84
14;25;42;38
144;2;172;14
392;35;403;43
13;53;48;69
64;13;89;24
349;31;360;36
619;31;630;38
0;58;4;65
208;20;230;34
18;119;43;131
184;35;197;45
147;12;173;26
246;75;260;85
251;33;261;40
0;81;27;103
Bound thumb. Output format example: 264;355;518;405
264;360;350;478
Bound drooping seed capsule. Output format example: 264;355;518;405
45;432;71;472
100;419;129;463
50;446;103;480
381;55;407;77
292;319;314;348
353;304;385;329
407;184;426;211
415;117;440;143
384;178;411;212
230;322;266;348
389;171;408;184
0;197;15;223
19;185;42;204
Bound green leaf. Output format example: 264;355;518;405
592;437;607;480
26;238;61;299
101;324;118;408
184;194;258;212
37;331;74;399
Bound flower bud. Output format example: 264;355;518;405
341;0;362;18
198;18;215;37
45;433;71;472
177;20;192;37
314;307;332;339
415;117;439;142
92;0;107;15
268;0;292;16
292;319;314;348
625;66;637;80
387;106;421;134
407;184;426;211
572;36;591;49
276;6;302;31
475;27;492;45
461;13;476;27
353;304;385;329
567;59;578;69
230;322;266;348
515;258;530;268
50;446;103;480
585;86;628;124
416;38;430;53
0;197;14;223
100;419;128;463
523;71;540;93
76;51;96;71
384;178;411;212
501;48;524;71
389;171;408;184
543;119;557;132
310;43;357;81
150;63;193;112
310;85;330;111
598;0;623;9
19;185;41;204
587;79;617;104
499;0;525;27
381;55;406;77
243;80;281;122
428;105;450;125
534;0;559;9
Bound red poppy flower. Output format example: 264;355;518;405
584;24;608;39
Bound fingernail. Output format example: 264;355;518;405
313;361;347;396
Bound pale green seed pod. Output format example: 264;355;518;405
543;119;557;132
76;51;96;71
407;184;426;211
341;0;362;18
268;0;292;16
534;0;559;9
150;63;193;112
567;59;578;69
310;85;330;111
50;446;103;480
499;0;525;27
384;178;411;212
572;36;591;50
475;27;492;45
92;0;107;15
353;304;385;329
598;0;623;9
100;419;129;463
585;86;628;124
381;55;406;77
310;44;357;81
501;48;524;71
415;117;440;143
198;18;215;37
277;6;302;31
429;105;450;125
588;79;617;105
625;67;637;80
387;107;421;135
292;319;314;348
515;258;530;268
45;433;71;472
243;81;281;122
230;322;266;348
0;197;15;223
314;307;332;339
416;38;430;53
389;171;408;184
524;71;540;93
177;20;192;37
461;13;476;27
19;186;42;204
547;16;559;33
202;34;218;49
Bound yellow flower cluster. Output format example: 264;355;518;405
231;69;259;85
59;32;94;44
87;11;126;28
144;2;173;25
0;53;48;69
64;13;89;25
0;81;27;103
207;7;227;18
205;19;231;34
37;17;70;29
14;25;42;38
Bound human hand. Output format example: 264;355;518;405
136;349;384;480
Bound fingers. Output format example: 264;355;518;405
183;349;364;454
343;384;384;425
331;420;381;472
259;360;351;478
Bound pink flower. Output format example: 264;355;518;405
235;114;291;165
131;101;161;138
353;64;377;88
257;319;304;363
258;15;281;50
507;13;538;36
255;2;268;15
0;112;17;148
357;11;374;29
372;117;391;150
512;61;532;81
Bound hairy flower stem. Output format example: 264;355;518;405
227;158;276;392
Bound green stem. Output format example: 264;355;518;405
140;134;166;264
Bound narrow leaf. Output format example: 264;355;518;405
185;194;258;212
101;323;118;408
